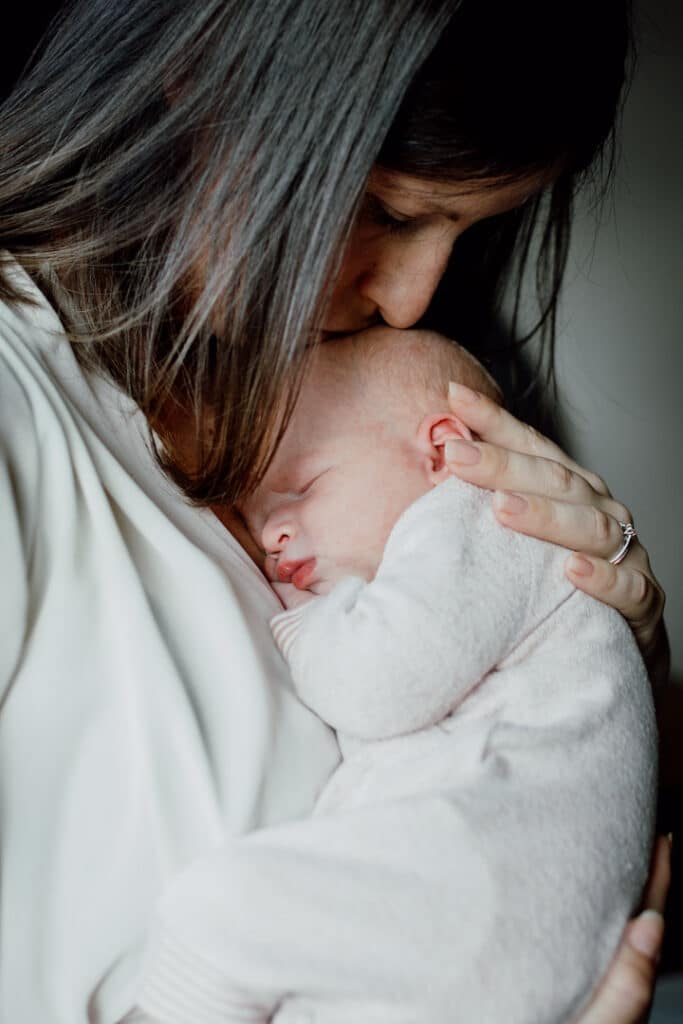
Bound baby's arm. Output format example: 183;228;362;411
133;479;656;1023
134;592;656;1024
270;477;571;739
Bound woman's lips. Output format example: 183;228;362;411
276;557;317;589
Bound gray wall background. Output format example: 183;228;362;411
554;0;682;682
552;3;683;1004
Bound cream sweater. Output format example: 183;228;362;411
136;477;657;1023
0;259;340;1023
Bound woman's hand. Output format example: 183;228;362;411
445;382;670;686
574;835;671;1024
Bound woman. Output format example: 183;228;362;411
0;0;669;1020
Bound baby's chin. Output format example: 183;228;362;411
310;561;377;595
307;573;343;596
308;579;333;596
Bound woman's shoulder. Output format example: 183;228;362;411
0;303;42;507
0;256;98;465
0;306;40;692
0;265;62;492
0;256;65;405
0;260;88;589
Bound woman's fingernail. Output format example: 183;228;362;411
448;381;479;404
567;554;594;577
629;910;664;960
493;491;528;515
445;439;481;465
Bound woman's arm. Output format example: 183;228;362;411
575;835;671;1024
445;382;669;687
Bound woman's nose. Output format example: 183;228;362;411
358;227;458;329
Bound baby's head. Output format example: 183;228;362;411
239;327;501;594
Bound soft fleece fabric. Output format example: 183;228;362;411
0;258;341;1023
136;473;657;1022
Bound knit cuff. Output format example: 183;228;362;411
136;930;270;1024
270;603;317;660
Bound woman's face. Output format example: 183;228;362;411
323;167;548;336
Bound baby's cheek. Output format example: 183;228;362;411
347;544;385;583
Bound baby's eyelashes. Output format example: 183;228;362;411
296;471;324;493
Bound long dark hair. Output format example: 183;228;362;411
0;0;632;503
379;1;633;418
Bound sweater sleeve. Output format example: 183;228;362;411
136;592;656;1024
133;485;656;1024
0;354;35;699
269;478;574;739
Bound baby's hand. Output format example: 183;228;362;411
272;581;317;611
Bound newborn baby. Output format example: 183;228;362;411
136;328;657;1024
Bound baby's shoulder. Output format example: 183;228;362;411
384;477;489;551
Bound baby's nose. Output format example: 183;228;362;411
261;513;296;555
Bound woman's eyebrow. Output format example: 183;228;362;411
384;184;534;221
382;193;464;222
414;196;462;216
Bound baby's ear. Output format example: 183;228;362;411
416;413;473;485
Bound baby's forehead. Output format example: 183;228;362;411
309;347;429;428
315;328;499;410
312;344;412;410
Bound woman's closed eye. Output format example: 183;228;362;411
363;194;415;235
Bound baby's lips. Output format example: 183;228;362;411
277;557;317;588
291;558;317;590
275;558;307;583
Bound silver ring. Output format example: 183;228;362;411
609;521;637;566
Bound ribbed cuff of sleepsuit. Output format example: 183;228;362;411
136;930;271;1024
270;603;316;660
